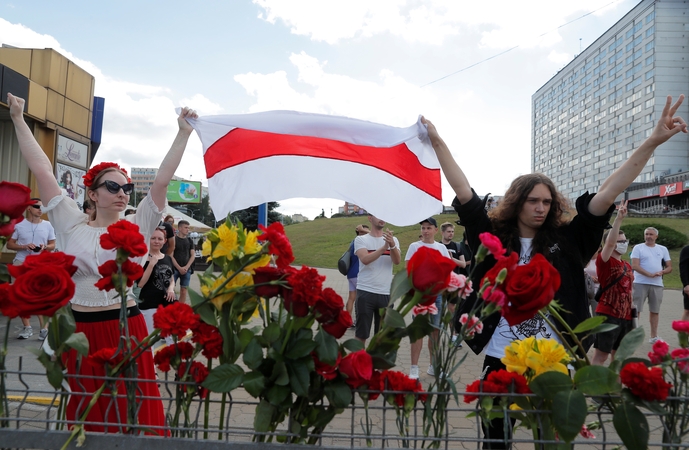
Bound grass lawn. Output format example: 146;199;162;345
283;213;689;289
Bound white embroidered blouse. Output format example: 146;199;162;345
44;193;162;308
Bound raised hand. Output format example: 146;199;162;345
7;93;25;119
177;107;198;134
616;200;628;220
649;95;687;145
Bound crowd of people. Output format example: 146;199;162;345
3;89;688;444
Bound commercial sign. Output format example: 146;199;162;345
56;135;88;168
660;182;683;197
166;180;201;203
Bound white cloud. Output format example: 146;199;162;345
547;50;574;65
253;0;627;49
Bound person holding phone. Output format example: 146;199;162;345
6;198;56;340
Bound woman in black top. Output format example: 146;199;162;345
138;227;176;334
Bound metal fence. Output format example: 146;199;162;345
1;357;687;449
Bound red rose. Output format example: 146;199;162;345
178;361;209;398
482;252;519;287
8;251;78;278
672;320;689;333
0;181;35;221
190;322;224;359
9;266;75;317
0;218;21;238
479;232;506;257
620;362;672;402
253;266;289;298
383;370;428;406
153;341;194;371
339;350;373;389
322;310;353;339
502;254;560;326
94;259;144;292
671;348;689;374
406;246;456;298
100;221;148;257
258;222;294;268
153;302;200;339
87;347;124;368
283;289;310;317
315;288;344;323
0;284;19;318
287;266;325;307
312;352;341;380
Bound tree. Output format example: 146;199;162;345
230;202;282;230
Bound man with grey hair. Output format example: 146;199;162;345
631;227;672;343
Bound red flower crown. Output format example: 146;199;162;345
83;162;130;188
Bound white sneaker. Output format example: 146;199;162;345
649;336;663;344
427;365;435;376
409;365;419;380
18;326;33;339
38;328;48;341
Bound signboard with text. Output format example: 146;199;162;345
56;135;88;168
166;180;201;203
660;182;683;197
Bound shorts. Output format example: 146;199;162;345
594;314;633;353
355;290;390;340
412;295;442;328
174;269;192;288
632;283;663;314
347;277;357;292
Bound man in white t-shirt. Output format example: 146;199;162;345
6;199;56;340
631;227;672;343
353;214;401;344
405;217;451;379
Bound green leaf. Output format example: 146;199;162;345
342;338;364;352
613;400;649;450
573;365;621;395
613;326;645;366
188;287;207;308
287;361;311;397
586;323;620;335
243;338;264;370
238;328;255;352
202;363;244;392
46;363;64;389
389;270;412;302
529;371;573;400
324;381;353;409
195;303;217;327
571;315;606;334
314;330;339;365
406;314;434;342
266;384;291;405
383;309;406;328
263;322;281;344
552;390;587;442
242;371;265;397
272;361;290;386
285;338;317;360
64;332;89;356
254;400;276;433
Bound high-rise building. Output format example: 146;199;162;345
532;0;688;202
130;167;158;196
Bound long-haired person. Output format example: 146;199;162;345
8;92;198;434
424;95;686;449
138;227;177;334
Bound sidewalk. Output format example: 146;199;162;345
3;267;686;392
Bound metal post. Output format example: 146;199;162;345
258;203;268;228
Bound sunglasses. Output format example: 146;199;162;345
30;205;41;209
95;180;134;195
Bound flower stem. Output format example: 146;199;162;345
540;307;590;365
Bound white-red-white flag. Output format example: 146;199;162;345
187;110;442;226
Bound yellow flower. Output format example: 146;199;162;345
213;223;239;260
202;272;254;311
501;337;535;375
509;403;522;411
202;238;213;261
525;338;570;377
242;230;272;273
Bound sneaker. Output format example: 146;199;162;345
427;365;435;376
409;365;419;380
649;336;663;344
38;328;48;341
18;326;33;339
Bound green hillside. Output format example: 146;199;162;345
283;213;689;289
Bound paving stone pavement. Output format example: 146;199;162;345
1;266;687;446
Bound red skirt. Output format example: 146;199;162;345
64;306;168;436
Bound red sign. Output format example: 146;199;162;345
660;182;683;197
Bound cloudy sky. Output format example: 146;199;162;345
1;0;639;221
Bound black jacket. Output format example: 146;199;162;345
454;189;614;355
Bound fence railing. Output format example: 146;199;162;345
1;357;688;449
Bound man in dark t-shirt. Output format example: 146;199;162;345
172;220;196;304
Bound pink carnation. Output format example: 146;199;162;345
459;313;483;337
479;232;506;257
672;321;689;333
446;273;467;293
484;286;507;308
413;304;438;316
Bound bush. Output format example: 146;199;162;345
621;223;688;249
